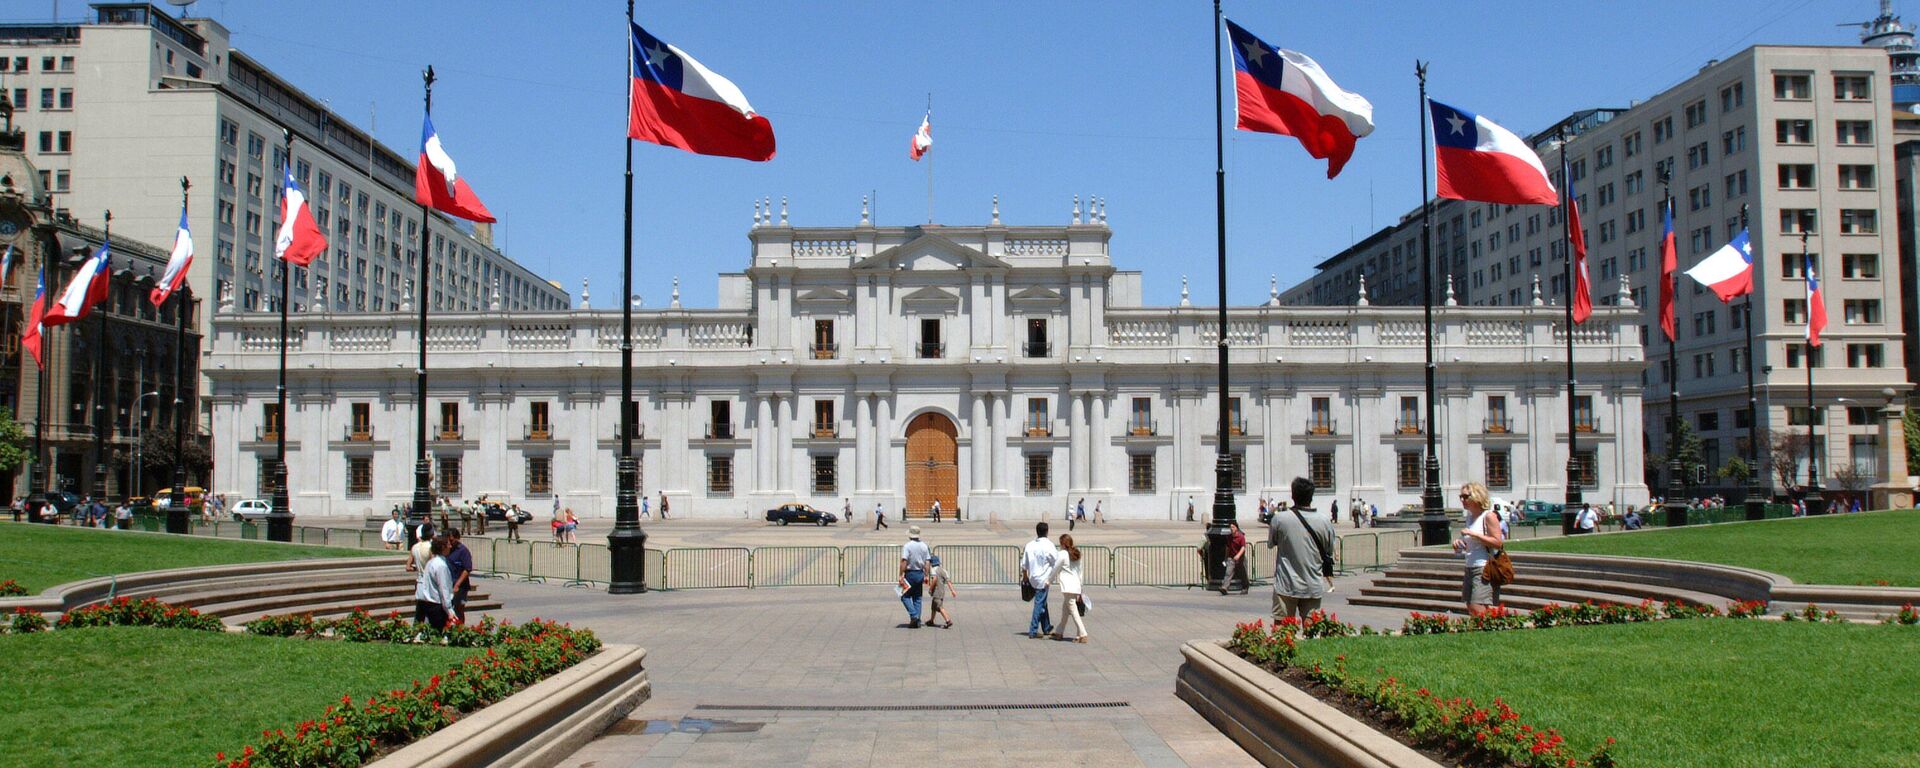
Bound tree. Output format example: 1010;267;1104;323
1716;456;1751;485
1670;420;1704;488
1765;429;1811;491
0;407;30;476
1832;461;1873;497
1905;408;1920;478
134;427;212;487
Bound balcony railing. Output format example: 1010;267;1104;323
1573;417;1600;433
812;423;838;438
524;424;554;441
435;424;464;440
1484;416;1512;434
1394;418;1423;435
344;425;374;441
1304;418;1338;436
609;424;644;441
917;342;945;359
1227;418;1248;436
1024;341;1051;358
707;423;735;440
811;342;837;360
1128;420;1158;436
256;425;281;441
1025;422;1052;437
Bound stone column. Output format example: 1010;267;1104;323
1089;391;1106;492
971;393;989;491
876;396;893;492
992;394;1008;492
1874;401;1913;509
780;395;796;492
756;395;774;493
855;393;872;492
1070;392;1089;492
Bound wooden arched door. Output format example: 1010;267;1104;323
904;412;958;519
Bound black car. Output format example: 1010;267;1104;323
765;503;837;526
45;491;83;515
481;503;533;524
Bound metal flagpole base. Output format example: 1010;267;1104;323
165;501;189;534
1417;456;1448;546
609;455;648;593
266;459;293;542
1203;455;1236;592
1805;485;1828;516
406;459;433;545
1743;483;1766;521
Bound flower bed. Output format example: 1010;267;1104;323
1;597;224;635
0;579;26;597
1886;603;1919;625
212;612;601;767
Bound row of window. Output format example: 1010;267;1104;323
6;87;75;111
0;55;74;73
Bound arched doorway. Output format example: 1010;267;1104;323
904;412;958;519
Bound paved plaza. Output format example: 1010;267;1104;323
475;571;1408;767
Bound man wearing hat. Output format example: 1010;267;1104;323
898;525;932;628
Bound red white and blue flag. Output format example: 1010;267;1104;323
149;207;193;307
1429;100;1557;205
1658;198;1677;341
1683;229;1754;303
415;114;495;223
628;22;775;162
21;260;46;369
1805;254;1827;348
910;112;932;161
1225;20;1373;178
41;240;110;327
0;244;14;286
275;169;327;267
1567;183;1592;324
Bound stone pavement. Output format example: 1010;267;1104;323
475;571;1413;767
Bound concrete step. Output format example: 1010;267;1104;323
109;566;410;602
1347;595;1475;616
196;585;492;618
155;574;420;610
1358;582;1663;612
224;597;506;625
1367;573;1722;608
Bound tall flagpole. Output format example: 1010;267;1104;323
90;210;111;511
1557;134;1582;535
608;0;649;594
268;129;294;543
1415;62;1447;546
1740;204;1765;520
406;67;437;546
1659;168;1685;527
1802;232;1826;515
28;254;52;522
166;177;192;535
1204;0;1237;592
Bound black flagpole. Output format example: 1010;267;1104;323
267;129;294;543
167;177;192;534
608;0;649;593
27;220;59;522
1415;63;1447;546
1802;233;1826;515
90;211;111;511
1203;0;1236;592
407;67;437;546
1557;134;1582;535
1661;172;1686;527
1741;205;1765;520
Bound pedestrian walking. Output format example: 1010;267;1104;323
1053;534;1089;643
115;502;131;530
1069;498;1080;531
874;502;889;530
1021;522;1059;639
926;554;954;629
640;495;650;519
1572;503;1599;535
1186;496;1196;522
381;510;405;550
1220;521;1250;595
659;493;670;520
1452;482;1505;611
505;504;523;542
843;498;852;524
562;508;579;545
930;498;942;523
550;504;565;546
446;528;474;623
1330;498;1340;525
1269;477;1336;621
1093;500;1105;524
413;534;456;630
898;526;931;628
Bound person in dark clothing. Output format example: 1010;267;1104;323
445;528;475;623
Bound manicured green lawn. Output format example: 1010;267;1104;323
0;523;381;592
1508;509;1920;586
0;626;474;767
1294;620;1920;767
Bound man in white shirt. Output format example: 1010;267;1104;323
1574;503;1599;534
899;526;932;628
1021;522;1059;639
380;511;405;550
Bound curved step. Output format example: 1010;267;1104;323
1367;574;1722;608
197;585;491;618
154;575;420;610
1358;582;1669;613
225;598;505;625
108;566;411;603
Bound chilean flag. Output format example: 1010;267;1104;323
21;260;46;369
275;169;327;266
415;115;495;223
41;240;110;327
1567;182;1592;324
1429;100;1557;205
909;112;932;161
1683;229;1755;303
628;22;775;162
1805;254;1827;348
1225;20;1373;178
149;207;193;307
1658;197;1677;341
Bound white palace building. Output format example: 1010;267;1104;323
206;208;1650;519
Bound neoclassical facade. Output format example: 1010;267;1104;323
206;214;1649;519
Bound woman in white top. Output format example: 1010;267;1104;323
1052;534;1089;643
413;534;456;629
1451;482;1505;610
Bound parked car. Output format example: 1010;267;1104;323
45;491;83;516
230;499;273;522
154;487;207;511
1517;499;1566;523
482;503;533;524
765;503;837;526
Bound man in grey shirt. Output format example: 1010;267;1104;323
1269;477;1336;621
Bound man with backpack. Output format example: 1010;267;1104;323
1268;477;1336;621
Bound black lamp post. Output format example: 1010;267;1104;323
90;211;111;511
166;177;192;534
607;0;649;592
1414;63;1449;547
265;130;296;543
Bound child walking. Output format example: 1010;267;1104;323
927;555;955;629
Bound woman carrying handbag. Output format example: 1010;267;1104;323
1452;482;1508;611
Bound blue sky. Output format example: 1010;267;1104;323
7;1;1879;308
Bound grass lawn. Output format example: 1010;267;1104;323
0;626;475;767
0;523;381;593
1508;508;1920;587
1294;619;1920;767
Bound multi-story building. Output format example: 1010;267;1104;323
1283;45;1911;496
0;3;567;351
206;212;1649;519
0;129;205;502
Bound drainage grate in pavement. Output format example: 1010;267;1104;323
604;718;766;735
694;701;1129;712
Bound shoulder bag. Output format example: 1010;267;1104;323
1480;513;1515;586
1290;508;1335;580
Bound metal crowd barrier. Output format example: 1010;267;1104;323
751;546;841;587
841;545;899;585
930;544;1022;585
1111;545;1203;587
661;546;751;589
